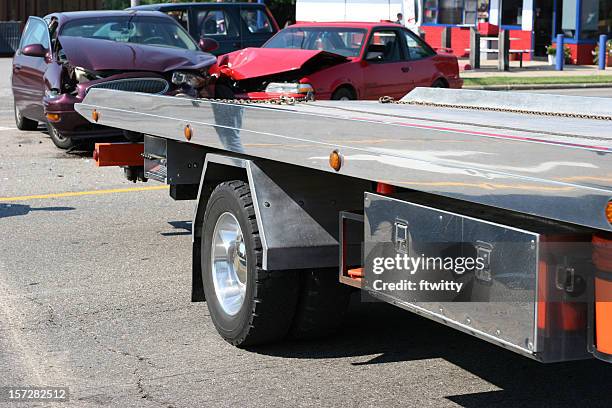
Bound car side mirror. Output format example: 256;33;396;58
22;43;48;58
199;38;219;53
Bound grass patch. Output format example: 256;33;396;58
463;75;612;86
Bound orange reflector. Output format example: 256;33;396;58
606;201;612;225
593;234;612;358
593;234;612;273
537;260;548;330
92;110;100;122
46;113;60;122
595;277;612;355
329;150;342;171
348;267;364;279
184;124;192;141
376;182;396;195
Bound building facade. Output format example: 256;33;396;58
420;0;612;64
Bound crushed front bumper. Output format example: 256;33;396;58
43;93;120;139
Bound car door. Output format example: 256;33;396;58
194;7;240;55
12;16;50;121
238;6;277;48
401;29;438;88
361;29;412;100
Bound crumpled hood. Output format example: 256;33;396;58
59;36;217;72
217;48;349;81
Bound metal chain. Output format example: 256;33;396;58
199;94;305;106
378;96;612;121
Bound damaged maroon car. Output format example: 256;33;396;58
12;11;218;149
211;22;462;101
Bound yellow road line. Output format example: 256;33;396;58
0;185;169;202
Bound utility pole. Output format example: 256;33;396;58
131;0;140;7
497;0;509;71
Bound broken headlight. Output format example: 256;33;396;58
45;89;61;99
74;66;101;83
265;82;314;95
171;71;206;88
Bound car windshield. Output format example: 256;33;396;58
60;16;198;51
264;27;367;57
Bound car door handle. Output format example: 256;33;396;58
401;66;411;73
14;64;22;71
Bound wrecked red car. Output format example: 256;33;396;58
211;22;463;101
12;11;218;149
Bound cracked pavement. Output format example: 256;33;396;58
1;58;611;407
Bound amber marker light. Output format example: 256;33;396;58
606;200;612;225
46;113;60;122
91;110;100;122
184;124;193;141
329;150;342;172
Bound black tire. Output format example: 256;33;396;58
331;87;355;101
431;79;449;88
14;104;38;131
201;181;299;347
123;130;144;143
290;268;352;340
47;123;74;149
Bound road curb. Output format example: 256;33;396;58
463;83;612;91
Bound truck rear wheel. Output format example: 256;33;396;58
201;181;299;347
290;268;352;340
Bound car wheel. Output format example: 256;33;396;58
431;79;449;88
123;130;144;143
14;104;38;131
47;123;74;149
201;181;300;347
331;87;355;101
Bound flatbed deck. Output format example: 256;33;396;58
75;88;612;232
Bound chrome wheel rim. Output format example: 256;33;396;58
211;212;247;316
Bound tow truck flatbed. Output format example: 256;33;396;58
75;88;612;364
76;88;612;232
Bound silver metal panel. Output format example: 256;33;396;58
402;87;612;118
363;192;540;355
76;89;612;232
195;154;369;270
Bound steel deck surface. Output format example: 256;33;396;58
75;89;612;232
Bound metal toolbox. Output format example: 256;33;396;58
363;192;592;362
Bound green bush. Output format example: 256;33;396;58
592;40;612;64
545;44;572;63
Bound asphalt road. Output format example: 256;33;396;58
1;58;611;408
